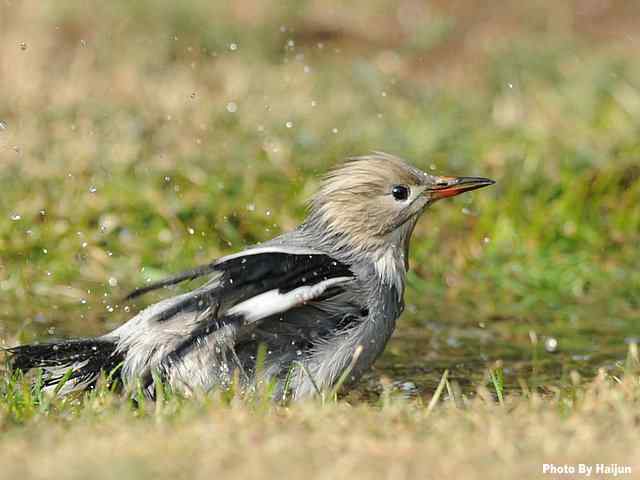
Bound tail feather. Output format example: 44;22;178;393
8;339;124;394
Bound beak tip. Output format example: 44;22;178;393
429;175;495;199
469;177;495;186
466;177;495;188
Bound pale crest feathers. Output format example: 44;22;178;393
309;152;427;249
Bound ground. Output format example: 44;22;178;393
1;1;639;478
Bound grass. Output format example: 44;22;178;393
1;357;640;479
1;0;640;477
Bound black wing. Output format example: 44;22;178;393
125;247;356;329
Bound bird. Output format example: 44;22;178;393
8;152;494;400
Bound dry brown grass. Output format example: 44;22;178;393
2;373;640;480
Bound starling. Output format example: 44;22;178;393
9;152;494;400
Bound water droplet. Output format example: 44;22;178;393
124;306;130;312
483;236;491;244
229;43;238;51
9;213;21;221
265;209;272;216
190;91;197;99
285;121;293;128
80;299;87;305
507;82;514;89
331;127;339;134
43;248;48;254
88;185;97;193
81;242;88;248
226;102;238;113
544;337;558;353
187;227;195;235
108;277;118;287
381;91;387;97
19;42;27;51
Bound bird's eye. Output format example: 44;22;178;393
391;185;410;201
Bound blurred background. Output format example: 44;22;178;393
0;0;639;398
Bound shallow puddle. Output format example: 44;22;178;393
4;297;636;402
369;318;635;400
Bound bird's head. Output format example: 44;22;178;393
307;152;494;259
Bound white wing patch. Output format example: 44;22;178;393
217;245;321;263
227;276;352;323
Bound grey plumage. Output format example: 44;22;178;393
9;152;494;400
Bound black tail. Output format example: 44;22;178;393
8;339;124;394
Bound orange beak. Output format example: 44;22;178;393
427;176;495;200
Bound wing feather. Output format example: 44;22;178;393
121;248;355;335
119;248;356;391
123;246;285;301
